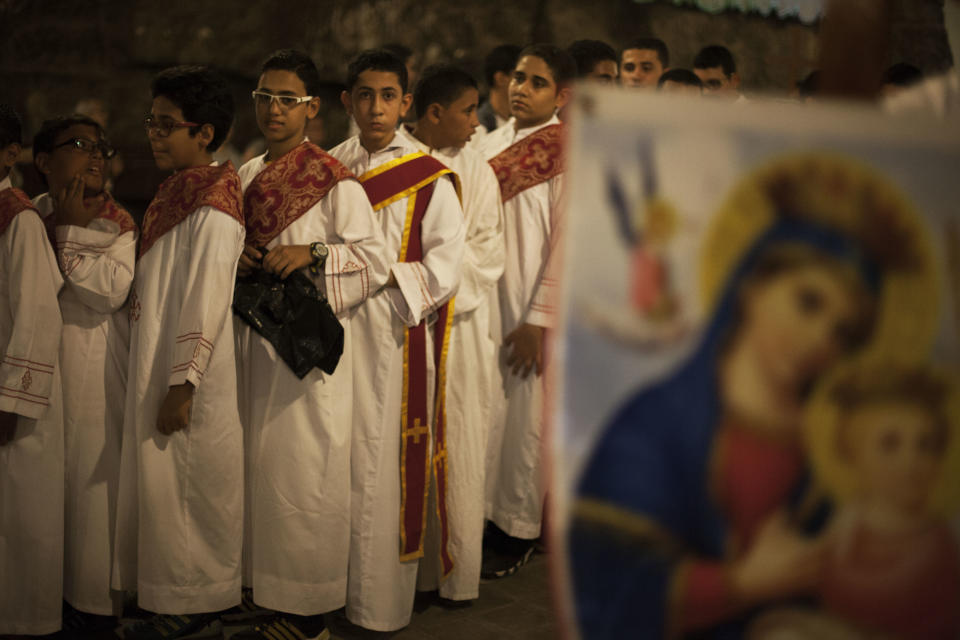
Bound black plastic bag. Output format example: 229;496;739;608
233;266;343;379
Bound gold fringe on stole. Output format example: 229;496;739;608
434;297;456;578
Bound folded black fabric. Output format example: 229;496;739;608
233;267;343;378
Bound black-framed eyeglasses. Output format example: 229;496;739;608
143;115;200;138
251;90;314;110
51;137;117;159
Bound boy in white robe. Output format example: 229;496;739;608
477;44;573;579
330;49;466;632
399;64;505;602
32;114;137;628
113;66;245;639
0;103;65;635
231;49;389;640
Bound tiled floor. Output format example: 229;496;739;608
327;552;558;639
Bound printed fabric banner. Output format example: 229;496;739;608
554;86;960;639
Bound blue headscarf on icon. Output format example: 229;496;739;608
568;215;882;640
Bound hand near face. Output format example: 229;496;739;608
0;410;17;446
157;382;194;436
261;245;312;279
54;174;103;227
504;322;546;378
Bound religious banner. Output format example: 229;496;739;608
555;87;960;638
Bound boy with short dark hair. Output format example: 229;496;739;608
0;104;66;636
331;49;465;631
620;37;669;88
474;44;522;139
477;43;572;579
400;64;504;601
568;39;619;84
32;113;137;628
693;44;744;100
232;48;389;640
658;68;704;96
113;65;246;639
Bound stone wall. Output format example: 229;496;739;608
0;0;952;210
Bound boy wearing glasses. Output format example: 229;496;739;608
31;114;136;628
232;49;388;640
113;66;245;639
0;105;66;635
330;49;465;632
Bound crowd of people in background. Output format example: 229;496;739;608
0;32;937;640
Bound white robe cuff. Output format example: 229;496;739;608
56;224;135;314
169;333;214;387
389;261;438;326
324;243;373;316
0;357;54;418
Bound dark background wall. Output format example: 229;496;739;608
0;0;952;213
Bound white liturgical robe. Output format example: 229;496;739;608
0;177;64;635
330;132;465;631
112;167;245;614
34;192;136;616
235;143;390;615
479;116;565;540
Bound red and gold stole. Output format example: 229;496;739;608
489;123;565;203
96;194;137;236
40;193;137;250
359;151;461;576
139;163;243;258
244;142;354;247
0;187;37;237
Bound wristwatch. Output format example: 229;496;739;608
309;241;329;275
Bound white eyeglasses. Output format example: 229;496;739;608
251;91;314;110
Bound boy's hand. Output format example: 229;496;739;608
237;244;263;277
0;410;17;446
262;245;312;279
504;323;545;379
157;382;194;435
54;174;103;227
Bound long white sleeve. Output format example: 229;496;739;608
322;180;391;315
525;173;565;329
56;221;136;314
388;177;466;326
0;212;63;418
454;159;504;316
168;206;244;388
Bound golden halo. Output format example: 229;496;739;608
804;360;960;516
698;151;940;361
